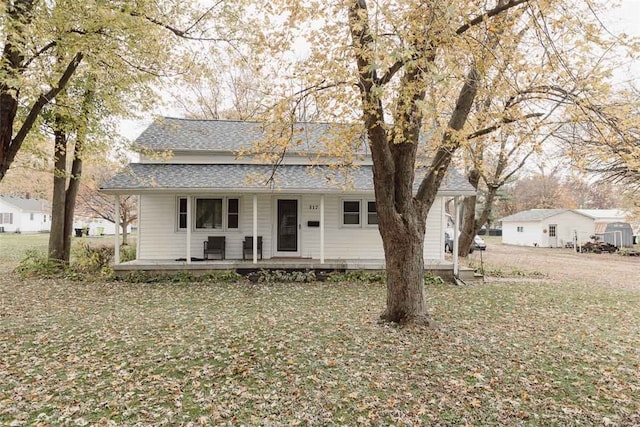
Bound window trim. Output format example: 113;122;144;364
366;200;378;226
341;200;361;227
340;199;379;228
177;196;241;232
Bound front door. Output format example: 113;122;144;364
276;199;299;255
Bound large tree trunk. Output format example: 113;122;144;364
48;129;68;262
379;207;433;326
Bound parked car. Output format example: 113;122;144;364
474;235;487;250
444;232;477;253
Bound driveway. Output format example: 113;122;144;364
468;237;640;289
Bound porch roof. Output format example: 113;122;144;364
101;163;475;196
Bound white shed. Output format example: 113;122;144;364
500;209;595;248
0;195;51;233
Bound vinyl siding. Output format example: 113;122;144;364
138;193;446;261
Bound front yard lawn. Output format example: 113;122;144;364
1;275;638;425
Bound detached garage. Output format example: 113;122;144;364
500;209;595;248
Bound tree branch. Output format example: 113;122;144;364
6;52;84;172
456;0;530;35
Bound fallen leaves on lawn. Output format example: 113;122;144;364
1;276;639;425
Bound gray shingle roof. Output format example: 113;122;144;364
0;195;50;212
135;117;368;154
102;163;475;195
500;209;576;222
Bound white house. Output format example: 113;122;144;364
73;215;132;236
500;208;630;248
101;118;475;273
0;195;51;233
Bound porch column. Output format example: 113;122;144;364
186;196;192;264
253;194;258;264
452;196;460;277
320;194;325;264
114;195;120;265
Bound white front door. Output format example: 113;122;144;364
274;198;300;256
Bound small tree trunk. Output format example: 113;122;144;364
458;195;476;257
48;129;68;263
459;169;481;257
121;222;128;245
62;155;82;260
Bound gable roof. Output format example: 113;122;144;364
102;163;475;195
500;208;585;222
135;117;368;154
0;195;50;212
575;209;628;221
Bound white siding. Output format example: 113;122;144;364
138;193;447;261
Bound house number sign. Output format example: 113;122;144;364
309;204;319;210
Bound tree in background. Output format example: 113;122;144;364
77;161;138;246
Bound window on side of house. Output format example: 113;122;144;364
177;197;188;230
367;201;378;225
196;198;223;229
0;213;12;224
30;213;34;221
517;226;524;232
227;198;239;229
343;200;361;226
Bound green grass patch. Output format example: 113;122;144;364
1;275;638;425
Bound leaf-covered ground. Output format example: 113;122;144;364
2;273;639;426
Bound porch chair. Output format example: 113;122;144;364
203;236;226;260
242;236;263;260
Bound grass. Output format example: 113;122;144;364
1;234;639;425
1;277;639;425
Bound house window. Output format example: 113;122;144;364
517;226;524;232
177;197;188;230
43;215;47;223
343;201;360;225
227;198;239;229
196;198;223;229
549;225;556;237
367;201;378;225
30;213;34;221
0;213;12;224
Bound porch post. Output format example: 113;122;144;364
186;196;192;264
253;194;258;264
114;195;120;265
320;194;325;264
453;196;460;277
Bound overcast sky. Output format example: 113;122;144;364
118;1;640;141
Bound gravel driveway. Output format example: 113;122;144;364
467;237;640;290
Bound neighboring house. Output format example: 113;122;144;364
101;118;475;271
73;215;132;236
0;195;51;233
501;208;632;248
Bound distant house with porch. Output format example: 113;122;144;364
101;118;475;275
0;195;51;233
501;208;630;248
